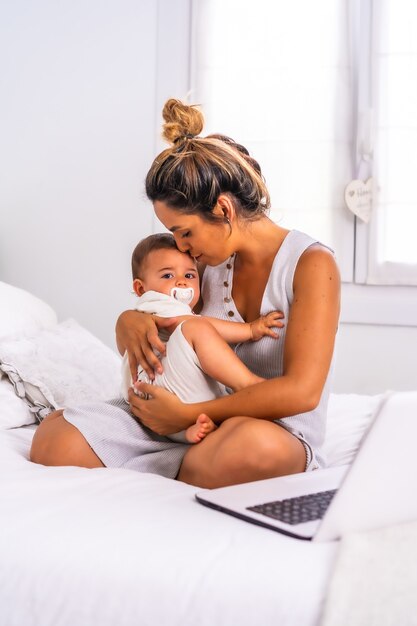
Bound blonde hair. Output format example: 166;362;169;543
145;99;270;224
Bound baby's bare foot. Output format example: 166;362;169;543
185;413;217;444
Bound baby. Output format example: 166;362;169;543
121;233;283;444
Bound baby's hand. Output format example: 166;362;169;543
249;311;284;341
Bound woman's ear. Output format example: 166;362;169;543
214;193;236;222
132;278;145;297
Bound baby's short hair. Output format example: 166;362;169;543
131;233;179;279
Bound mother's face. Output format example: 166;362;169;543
153;200;233;266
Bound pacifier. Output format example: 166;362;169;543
170;287;194;305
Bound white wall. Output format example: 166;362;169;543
0;0;191;349
333;282;417;393
333;322;417;395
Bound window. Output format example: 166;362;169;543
190;0;417;293
190;0;355;282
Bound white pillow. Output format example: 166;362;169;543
324;393;386;467
0;281;58;340
0;377;35;429
0;318;122;427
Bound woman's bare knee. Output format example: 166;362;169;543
238;420;306;476
30;412;104;469
178;417;306;488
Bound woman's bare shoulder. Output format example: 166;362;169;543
296;244;339;273
293;244;340;294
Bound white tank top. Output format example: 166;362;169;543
200;229;335;467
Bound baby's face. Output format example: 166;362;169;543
137;248;200;308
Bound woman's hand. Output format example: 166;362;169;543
115;310;176;381
128;385;193;436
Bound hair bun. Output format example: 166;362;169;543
162;99;204;145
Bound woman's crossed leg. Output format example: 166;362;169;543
31;411;306;488
177;415;306;488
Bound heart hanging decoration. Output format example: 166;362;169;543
344;177;373;223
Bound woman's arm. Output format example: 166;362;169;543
115;310;176;381
130;246;341;434
200;247;340;420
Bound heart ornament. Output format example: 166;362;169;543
344;177;373;223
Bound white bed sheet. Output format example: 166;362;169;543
0;393;383;626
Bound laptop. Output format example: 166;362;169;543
196;391;417;541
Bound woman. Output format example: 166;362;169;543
31;99;340;488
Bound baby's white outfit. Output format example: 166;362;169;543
120;291;226;443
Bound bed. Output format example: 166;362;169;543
1;280;416;626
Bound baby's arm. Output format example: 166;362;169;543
152;312;284;342
204;311;284;343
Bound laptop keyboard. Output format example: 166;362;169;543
247;489;338;526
